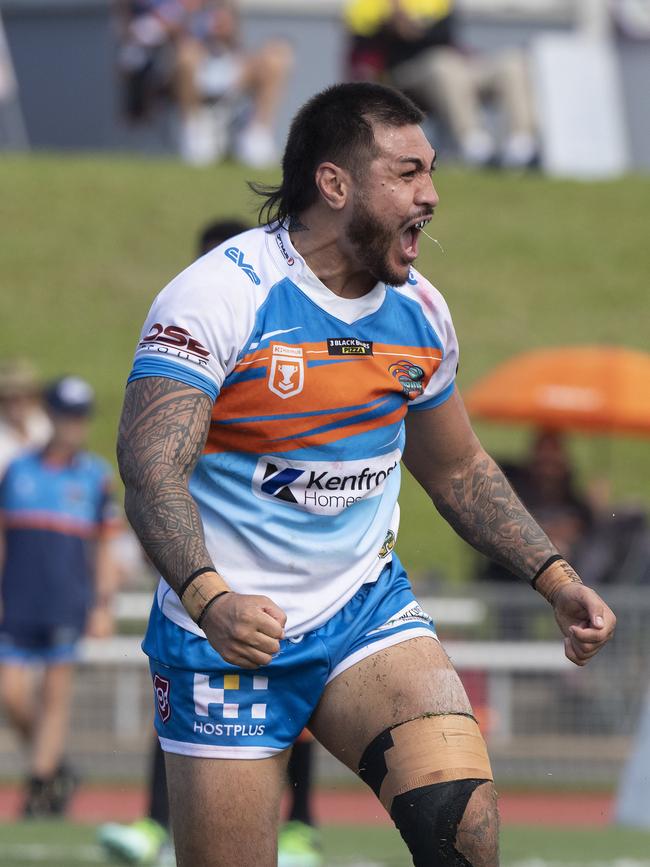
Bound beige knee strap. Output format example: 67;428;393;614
378;715;493;812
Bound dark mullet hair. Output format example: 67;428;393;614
250;82;424;228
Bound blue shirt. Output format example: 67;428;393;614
0;449;118;628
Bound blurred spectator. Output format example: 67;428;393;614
115;0;293;167
344;0;538;169
0;359;51;476
0;376;121;818
478;430;595;586
115;0;172;122
478;429;650;592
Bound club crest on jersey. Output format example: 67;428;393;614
153;673;171;724
389;360;425;399
268;344;304;399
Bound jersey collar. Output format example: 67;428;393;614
267;224;387;326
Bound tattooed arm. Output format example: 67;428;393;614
404;390;556;580
117;377;285;667
117;377;214;584
403;389;615;665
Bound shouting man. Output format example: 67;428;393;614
117;83;615;867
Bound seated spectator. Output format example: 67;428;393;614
115;0;175;123
344;0;538;169
116;0;293;167
0;359;51;476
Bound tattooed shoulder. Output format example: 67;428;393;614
117;377;213;481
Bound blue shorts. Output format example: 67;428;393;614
0;622;82;664
143;556;438;759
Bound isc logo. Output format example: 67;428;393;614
142;323;210;358
224;247;261;285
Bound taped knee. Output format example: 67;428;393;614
358;714;493;867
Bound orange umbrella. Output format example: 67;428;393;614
464;346;650;437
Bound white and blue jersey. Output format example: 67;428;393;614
129;224;458;639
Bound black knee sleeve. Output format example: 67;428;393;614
391;778;487;867
358;718;492;867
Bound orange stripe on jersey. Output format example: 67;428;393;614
204;340;443;455
205;404;407;455
228;342;441;415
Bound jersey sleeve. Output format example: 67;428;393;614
404;275;459;412
128;254;257;402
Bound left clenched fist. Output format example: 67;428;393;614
552;583;616;666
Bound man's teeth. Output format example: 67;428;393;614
414;220;429;230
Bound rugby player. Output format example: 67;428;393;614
117;82;616;866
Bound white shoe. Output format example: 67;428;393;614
235;123;278;169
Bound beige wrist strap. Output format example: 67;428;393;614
533;558;582;604
179;569;230;623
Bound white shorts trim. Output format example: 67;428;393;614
325;627;438;686
158;736;283;760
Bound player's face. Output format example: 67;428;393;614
345;123;438;286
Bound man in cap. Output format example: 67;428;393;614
0;376;120;817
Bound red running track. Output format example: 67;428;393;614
0;786;613;827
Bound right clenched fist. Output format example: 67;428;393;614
201;592;287;669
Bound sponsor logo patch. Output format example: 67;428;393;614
260;462;304;504
192;674;267;738
389;360;425;399
224;246;261;285
268;343;304;399
327;338;373;356
153;673;171;724
139;323;210;366
367;602;434;635
275;233;295;266
252;450;400;515
378;529;396;559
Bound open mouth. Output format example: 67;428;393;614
400;217;432;261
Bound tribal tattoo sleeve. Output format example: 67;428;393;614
116;377;214;592
431;451;558;583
